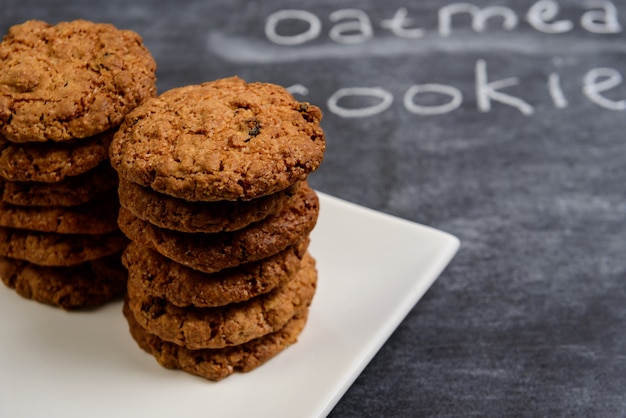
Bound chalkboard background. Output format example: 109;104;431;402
1;0;625;416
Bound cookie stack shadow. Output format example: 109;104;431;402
111;77;326;380
0;20;157;309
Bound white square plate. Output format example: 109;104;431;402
0;192;459;418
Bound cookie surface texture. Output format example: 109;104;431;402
0;130;113;182
0;253;126;309
123;299;309;381
0;163;118;207
122;238;308;307
0;228;128;266
126;252;317;350
117;182;319;273
0;19;157;142
0;190;119;234
118;178;300;233
110;76;325;201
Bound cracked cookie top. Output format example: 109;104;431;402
110;76;325;201
0;19;157;142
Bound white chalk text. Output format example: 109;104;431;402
288;60;625;117
266;1;622;45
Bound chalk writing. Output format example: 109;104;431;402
262;2;626;118
403;84;463;116
475;59;534;116
580;0;621;33
265;10;321;45
438;3;518;36
380;8;425;38
548;73;568;109
265;1;622;45
526;0;574;33
583;68;626;110
287;61;625;118
329;9;373;44
257;2;626;118
327;87;393;118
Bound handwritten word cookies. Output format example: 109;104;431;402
264;2;624;118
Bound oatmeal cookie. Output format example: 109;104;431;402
123;299;309;381
126;252;317;350
0;227;128;266
117;182;319;273
0;19;157;142
118;178;301;233
0;189;119;234
0;252;126;309
110;76;324;201
122;238;308;307
0;162;118;207
0;130;113;182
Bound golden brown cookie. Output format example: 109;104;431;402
110;76;325;202
122;238;308;308
0;162;118;207
117;183;319;273
0;228;128;266
118;178;301;233
126;252;317;350
123;299;309;381
0;130;113;182
0;19;157;142
0;252;126;309
0;189;119;234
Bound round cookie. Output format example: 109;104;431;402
122;238;308;307
0;19;157;142
110;76;325;202
0;162;118;207
117;182;319;273
0;228;128;266
0;130;113;182
123;300;309;381
118;178;301;233
0;189;119;234
0;253;126;309
126;252;317;350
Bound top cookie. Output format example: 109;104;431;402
0;19;157;142
110;76;325;201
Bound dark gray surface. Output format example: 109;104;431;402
2;1;625;416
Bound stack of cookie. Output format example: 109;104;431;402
0;20;157;309
110;77;326;380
